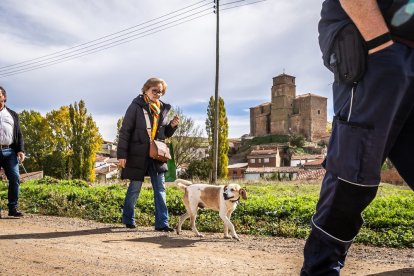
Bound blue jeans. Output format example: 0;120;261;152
122;163;169;228
0;148;20;209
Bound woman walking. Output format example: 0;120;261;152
117;77;179;231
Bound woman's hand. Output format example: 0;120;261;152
170;115;180;128
118;159;126;168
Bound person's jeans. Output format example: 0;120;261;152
122;164;169;228
0;148;20;209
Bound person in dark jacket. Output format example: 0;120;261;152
301;0;414;275
117;77;179;231
0;86;25;218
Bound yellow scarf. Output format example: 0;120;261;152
144;94;161;140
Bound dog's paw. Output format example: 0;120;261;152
232;235;240;241
224;235;232;239
196;233;204;238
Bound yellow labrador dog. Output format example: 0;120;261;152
175;179;247;241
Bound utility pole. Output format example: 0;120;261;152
212;0;219;184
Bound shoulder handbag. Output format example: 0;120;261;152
142;108;171;162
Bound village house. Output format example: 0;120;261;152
290;154;325;167
95;154;119;182
100;140;117;158
95;165;119;183
243;145;301;180
227;163;248;180
245;166;301;181
247;148;281;168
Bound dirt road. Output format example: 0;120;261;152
0;213;413;275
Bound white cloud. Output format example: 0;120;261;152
1;0;332;141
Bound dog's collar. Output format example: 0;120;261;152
223;192;240;204
229;196;240;204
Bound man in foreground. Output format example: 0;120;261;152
301;0;414;274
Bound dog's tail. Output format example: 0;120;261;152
175;179;192;190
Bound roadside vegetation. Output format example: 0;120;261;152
1;178;412;248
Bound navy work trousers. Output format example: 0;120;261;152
301;42;414;275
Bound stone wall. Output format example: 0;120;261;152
250;73;327;141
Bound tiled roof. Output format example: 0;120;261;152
248;149;278;156
95;165;118;175
297;168;326;180
106;158;119;164
245;166;300;173
296;93;327;99
304;159;324;166
95;155;109;162
291;154;324;160
228;163;248;169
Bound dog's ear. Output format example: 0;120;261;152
239;188;247;200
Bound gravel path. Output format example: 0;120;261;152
0;213;413;275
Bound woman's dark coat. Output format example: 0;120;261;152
117;95;177;181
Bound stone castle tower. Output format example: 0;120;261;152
250;73;327;141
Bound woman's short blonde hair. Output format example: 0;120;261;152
141;77;167;96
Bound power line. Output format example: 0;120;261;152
221;0;267;11
0;0;210;72
0;6;213;76
0;1;212;74
220;0;246;6
0;11;213;78
1;0;268;78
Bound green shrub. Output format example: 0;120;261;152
251;134;290;145
2;179;413;248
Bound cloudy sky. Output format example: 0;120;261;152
0;0;332;141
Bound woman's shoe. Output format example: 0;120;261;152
8;208;23;217
155;226;174;232
125;223;137;229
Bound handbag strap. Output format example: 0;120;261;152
142;108;152;141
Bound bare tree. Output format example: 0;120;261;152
168;107;205;168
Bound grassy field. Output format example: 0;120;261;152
1;178;413;248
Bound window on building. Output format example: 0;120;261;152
264;158;270;163
233;171;237;175
259;159;262;163
318;110;321;114
250;159;255;164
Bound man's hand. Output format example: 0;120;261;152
340;0;393;54
118;159;126;168
17;152;25;163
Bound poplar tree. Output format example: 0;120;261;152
45;106;72;178
19;110;53;172
69;100;102;181
115;117;123;144
205;96;229;179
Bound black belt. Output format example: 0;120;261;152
0;145;10;150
